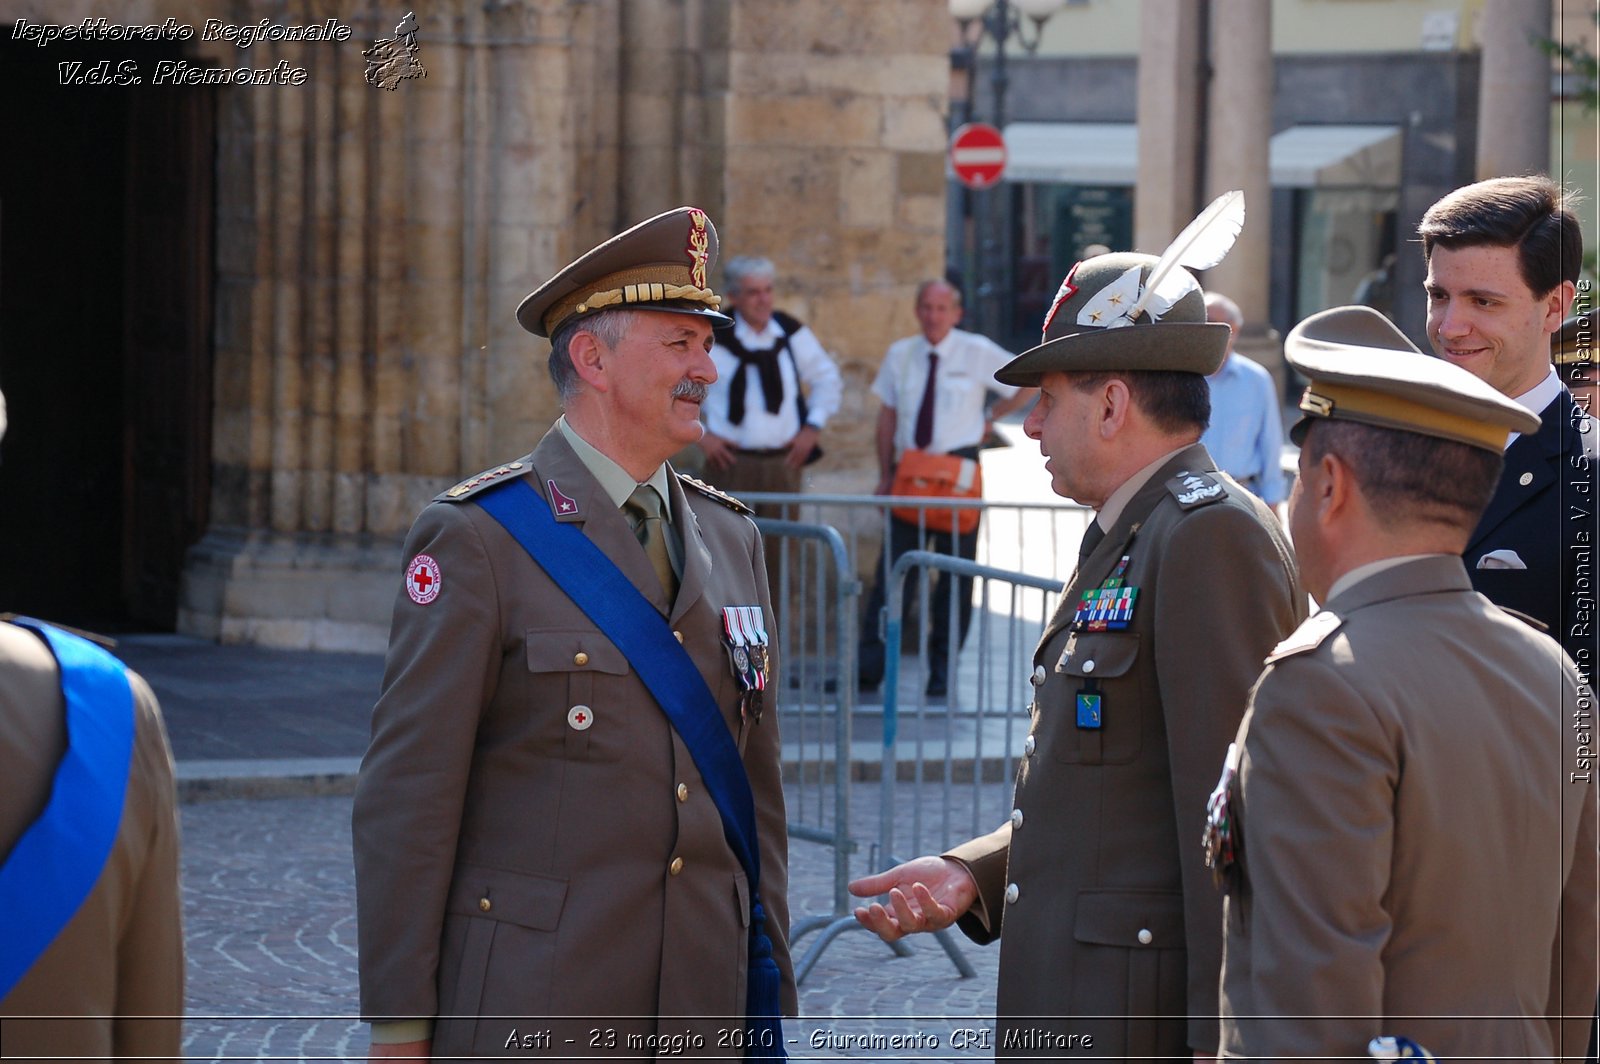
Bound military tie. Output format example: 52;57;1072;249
1077;519;1106;565
624;484;678;602
913;352;939;449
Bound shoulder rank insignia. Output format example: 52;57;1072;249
439;460;528;502
1166;470;1226;510
1264;609;1343;663
678;473;752;515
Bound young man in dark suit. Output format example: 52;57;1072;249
1418;175;1593;666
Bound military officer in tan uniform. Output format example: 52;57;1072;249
850;250;1305;1058
0;397;184;1062
353;208;795;1060
1212;306;1598;1060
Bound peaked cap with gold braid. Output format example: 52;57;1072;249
1285;305;1540;452
516;206;732;338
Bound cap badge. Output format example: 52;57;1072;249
687;208;710;289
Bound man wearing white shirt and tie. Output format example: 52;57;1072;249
857;279;1035;697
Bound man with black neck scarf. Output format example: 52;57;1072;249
699;256;842;504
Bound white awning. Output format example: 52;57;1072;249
1001;122;1141;185
1268;124;1401;188
999;122;1401;188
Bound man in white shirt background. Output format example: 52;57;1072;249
857;279;1036;697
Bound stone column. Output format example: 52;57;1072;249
1135;0;1202;255
1476;0;1553;180
710;0;951;492
180;0;622;650
1202;0;1272;341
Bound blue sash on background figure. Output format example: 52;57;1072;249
477;479;786;1062
0;619;134;999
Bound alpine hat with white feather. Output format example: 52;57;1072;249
995;191;1246;386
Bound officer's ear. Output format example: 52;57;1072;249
1096;378;1133;439
568;327;612;393
1315;451;1361;526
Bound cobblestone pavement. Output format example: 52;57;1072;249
179;784;1010;1062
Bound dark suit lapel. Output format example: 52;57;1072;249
1467;393;1568;555
527;429;673;616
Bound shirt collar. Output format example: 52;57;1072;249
1325;553;1445;604
557;416;673;513
1094;444;1193;532
734;312;781;347
1504;367;1561;449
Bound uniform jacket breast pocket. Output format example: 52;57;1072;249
525;628;630;760
1053;631;1142;764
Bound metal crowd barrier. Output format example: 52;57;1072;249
753;516;905;983
742;492;1091;592
877;549;1064;975
752;496;1090;982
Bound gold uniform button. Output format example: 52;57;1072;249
669;857;685;876
676;783;689;803
479;897;492;912
673;630;685;644
574;651;589;666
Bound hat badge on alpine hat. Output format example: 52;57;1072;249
1284;304;1541;451
516;206;733;339
995;190;1245;386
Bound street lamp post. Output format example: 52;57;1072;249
948;0;1065;343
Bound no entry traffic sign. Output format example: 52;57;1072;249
950;122;1007;190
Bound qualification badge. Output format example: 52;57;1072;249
722;605;769;721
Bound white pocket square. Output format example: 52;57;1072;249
1476;549;1527;570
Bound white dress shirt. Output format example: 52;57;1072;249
702;312;843;448
872;327;1018;456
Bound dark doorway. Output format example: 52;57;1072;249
0;33;215;631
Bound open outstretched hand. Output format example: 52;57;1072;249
847;856;978;942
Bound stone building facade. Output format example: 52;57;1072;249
0;0;949;649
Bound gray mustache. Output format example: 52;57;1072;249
672;380;708;402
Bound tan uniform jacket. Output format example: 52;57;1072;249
0;622;184;1062
352;428;795;1059
1219;556;1599;1061
947;444;1304;1056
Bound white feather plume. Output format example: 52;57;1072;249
1124;189;1246;324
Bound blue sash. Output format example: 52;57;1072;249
476;479;786;1060
0;620;135;999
